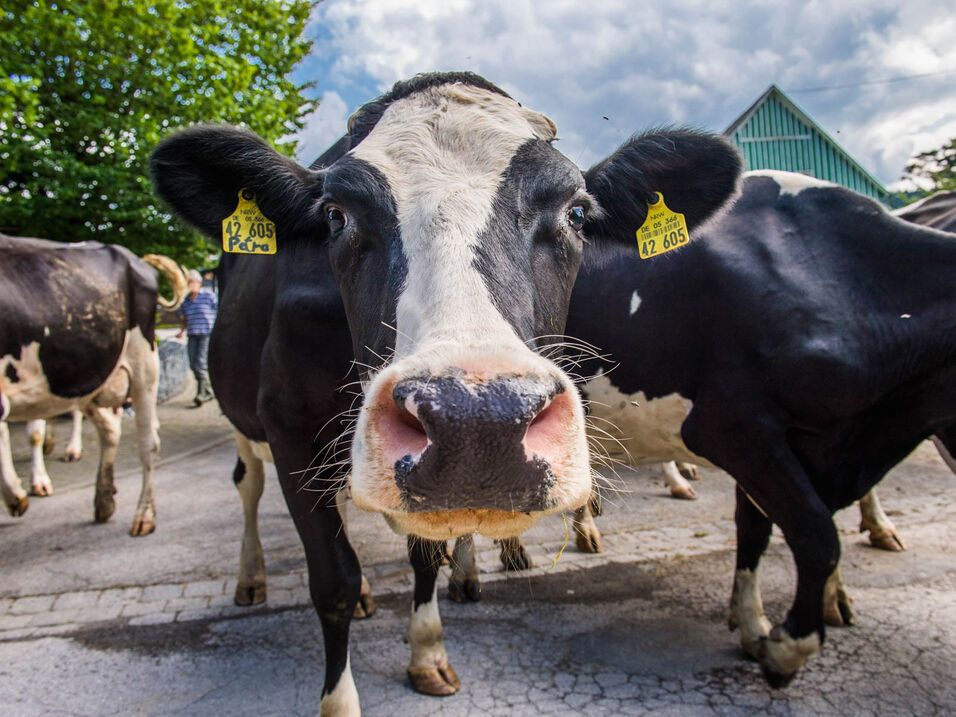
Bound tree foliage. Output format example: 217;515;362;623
0;0;316;265
902;137;956;195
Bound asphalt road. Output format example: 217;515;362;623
2;388;955;716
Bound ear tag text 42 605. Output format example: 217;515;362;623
636;192;688;259
222;189;277;255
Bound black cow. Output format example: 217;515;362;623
150;72;740;714
894;189;956;232
0;235;186;535
555;170;956;685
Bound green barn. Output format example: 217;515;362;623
724;84;888;202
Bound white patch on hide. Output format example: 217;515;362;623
746;169;834;196
629;290;641;316
582;370;709;466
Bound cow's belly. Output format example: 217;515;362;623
582;373;712;467
1;336;130;421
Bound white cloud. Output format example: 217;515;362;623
293;90;349;165
296;0;956;183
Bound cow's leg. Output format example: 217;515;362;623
87;406;122;524
858;489;905;552
0;421;29;516
127;331;160;536
684;406;837;687
572;502;603;553
270;449;363;717
662;460;696;499
42;418;55;454
65;409;83;461
676;461;699;481
498;536;532;571
821;565;855;627
233;432;267;606
408;536;460;696
448;534;481;603
728;486;774;658
27;419;53;496
335;489;375;619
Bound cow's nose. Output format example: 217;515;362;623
382;374;567;512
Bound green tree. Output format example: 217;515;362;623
902;137;956;194
0;0;316;265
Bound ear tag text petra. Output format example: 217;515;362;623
222;189;277;255
636;192;688;259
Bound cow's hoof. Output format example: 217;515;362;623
669;483;697;500
823;585;855;628
353;588;377;619
575;526;603;553
8;495;29;516
30;479;54;497
94;498;116;523
408;664;460;696
761;665;796;689
234;582;267;606
678;463;700;481
65;449;82;462
130;513;155;536
500;541;533;571
867;528;905;552
755;627;819;688
448;577;481;603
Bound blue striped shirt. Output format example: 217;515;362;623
177;291;218;336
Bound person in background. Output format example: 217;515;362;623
176;269;217;406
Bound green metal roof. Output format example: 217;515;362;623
724;85;888;201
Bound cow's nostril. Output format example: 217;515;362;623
396;399;427;437
523;391;570;461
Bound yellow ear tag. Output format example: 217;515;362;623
636;192;689;259
221;189;277;255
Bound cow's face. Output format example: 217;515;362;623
325;83;593;539
150;72;742;541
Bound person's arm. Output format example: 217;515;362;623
176;306;188;338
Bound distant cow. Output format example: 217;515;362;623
150;72;741;713
0;236;186;535
557;171;956;685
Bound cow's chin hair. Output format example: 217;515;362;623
385;509;545;541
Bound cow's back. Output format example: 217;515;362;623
0;234;158;402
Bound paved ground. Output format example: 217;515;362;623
2;384;955;715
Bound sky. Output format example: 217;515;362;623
290;0;956;190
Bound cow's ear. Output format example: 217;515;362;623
150;125;325;241
583;129;741;242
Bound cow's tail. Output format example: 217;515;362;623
142;254;189;311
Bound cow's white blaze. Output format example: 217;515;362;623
348;83;590;537
747;169;834;196
350;83;555;360
582;371;709;466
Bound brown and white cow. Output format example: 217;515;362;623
0;236;186;535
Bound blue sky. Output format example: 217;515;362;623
290;0;956;190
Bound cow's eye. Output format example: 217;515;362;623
327;206;348;233
567;204;586;231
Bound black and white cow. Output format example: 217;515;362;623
0;236;186;535
150;72;741;714
553;170;956;685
